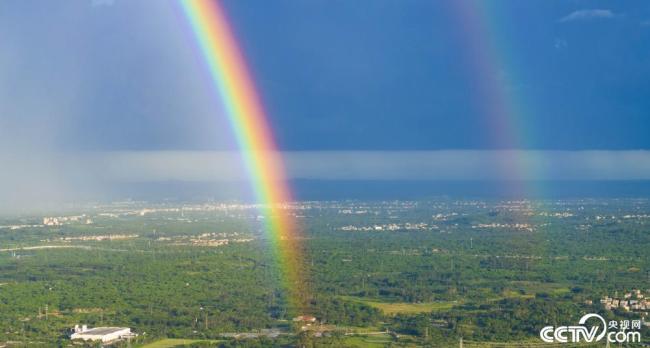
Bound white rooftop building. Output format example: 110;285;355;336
70;324;134;343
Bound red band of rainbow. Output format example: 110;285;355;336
179;0;308;312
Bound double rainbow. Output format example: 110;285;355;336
179;0;307;312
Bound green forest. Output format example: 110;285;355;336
0;199;648;347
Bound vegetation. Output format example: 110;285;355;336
0;199;648;346
338;296;457;315
141;338;222;348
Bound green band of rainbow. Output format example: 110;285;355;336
179;0;307;312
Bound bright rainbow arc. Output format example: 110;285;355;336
179;0;308;312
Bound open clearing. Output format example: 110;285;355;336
340;296;457;315
140;338;221;348
342;334;393;348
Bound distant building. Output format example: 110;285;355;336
70;325;134;343
293;315;317;323
599;289;650;312
43;217;61;226
293;315;318;330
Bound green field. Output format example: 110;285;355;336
506;281;571;296
341;334;393;348
340;296;458;315
140;338;221;348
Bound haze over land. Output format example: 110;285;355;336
2;1;650;212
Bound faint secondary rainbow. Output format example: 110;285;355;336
450;1;544;198
448;0;547;241
179;0;308;311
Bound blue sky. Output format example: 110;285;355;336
1;0;650;209
1;0;649;152
229;0;650;151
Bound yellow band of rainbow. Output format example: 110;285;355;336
179;0;307;312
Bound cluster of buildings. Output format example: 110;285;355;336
191;238;254;247
43;215;93;226
600;289;649;312
58;234;138;242
338;209;369;215
471;223;534;232
593;215;618;221
0;224;39;230
0;215;94;230
157;232;254;247
187;238;230;247
432;213;459;221
621;214;650;219
42;217;62;226
340;223;436;232
538;211;574;218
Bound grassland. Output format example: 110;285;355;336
339;282;570;317
339;296;458;315
341;334;393;347
506;281;571;296
139;338;221;348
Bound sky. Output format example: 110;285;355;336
1;0;650;210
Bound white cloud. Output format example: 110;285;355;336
559;9;616;22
